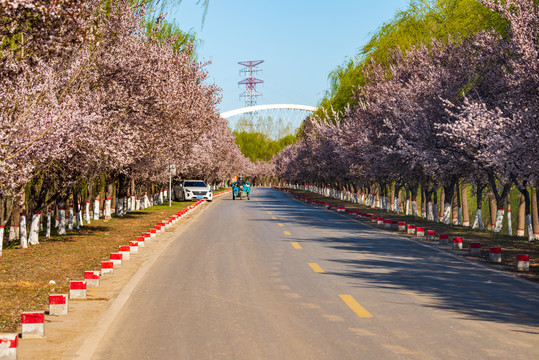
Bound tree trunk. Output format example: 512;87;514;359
105;183;113;220
532;185;539;241
57;197;67;235
517;194;526;236
0;196;13;257
442;183;455;225
511;175;534;242
452;184;459;225
411;185;419;217
488;194;497;231
506;192;512;236
439;188;445;223
461;183;469;227
19;190;27;248
432;187;438;223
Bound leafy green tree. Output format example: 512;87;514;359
319;0;507;117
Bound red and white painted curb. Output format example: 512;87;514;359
407;225;416;235
118;246;131;260
489;247;502;263
110;253;123;267
470;243;481;257
101;261;114;275
516;254;529;272
69;281;87;299
0;333;18;359
416;227;425;237
21;312;44;338
398;222;406;231
84;271;100;287
426;230;436;240
129;241;139;252
452;237;463;250
439;234;449;245
49;294;69;315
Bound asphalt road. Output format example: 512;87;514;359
92;188;539;360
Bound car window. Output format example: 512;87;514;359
184;181;206;187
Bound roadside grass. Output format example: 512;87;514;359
0;195;222;333
286;189;538;281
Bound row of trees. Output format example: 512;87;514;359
274;0;539;240
0;0;252;252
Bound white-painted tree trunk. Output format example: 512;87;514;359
507;209;512;236
85;202;91;224
135;198;140;210
58;209;66;235
405;199;410;215
46;211;51;238
131;195;136;210
493;208;505;233
104;199;111;220
127;196;132;212
20;214;27;249
76;203;82;229
427;202;434;221
159;192;163;205
472;209;484;230
433;203;439;223
412;200;418;217
394;197;400;214
9;225;17;242
94;199;100;220
442;203;451;224
28;212;40;245
526;213;533;242
0;225;4;257
68;207;74;231
117;198;123;217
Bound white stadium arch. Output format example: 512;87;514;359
220;104;317;119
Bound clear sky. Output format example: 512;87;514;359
168;0;410;113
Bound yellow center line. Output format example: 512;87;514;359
272;216;277;220
308;263;325;273
291;242;302;249
283;231;291;236
278;223;284;227
267;211;272;214
339;295;373;318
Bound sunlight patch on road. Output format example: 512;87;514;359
339;295;373;318
308;263;325;273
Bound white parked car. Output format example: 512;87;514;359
179;180;213;202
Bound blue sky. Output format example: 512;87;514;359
168;0;410;113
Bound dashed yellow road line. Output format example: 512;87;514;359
339;295;373;318
278;223;284;227
272;216;277;220
283;231;291;236
291;242;302;249
308;263;325;273
267;211;272;214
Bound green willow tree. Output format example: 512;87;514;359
317;0;507;118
